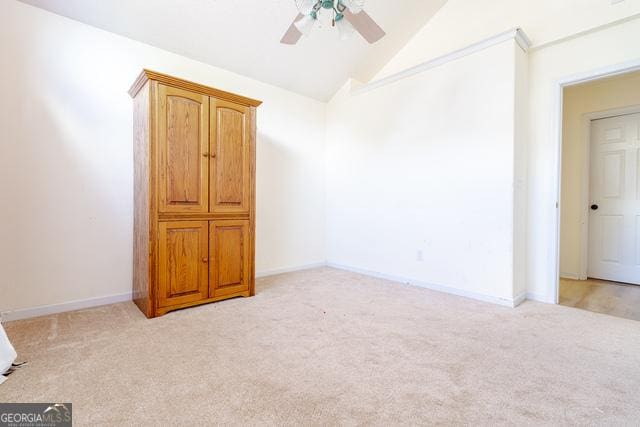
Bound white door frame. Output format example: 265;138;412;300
551;59;640;304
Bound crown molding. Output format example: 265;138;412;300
352;28;531;96
530;12;640;52
128;69;263;107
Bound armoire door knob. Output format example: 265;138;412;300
202;257;209;263
202;153;209;158
210;153;216;158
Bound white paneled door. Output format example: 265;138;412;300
588;113;640;285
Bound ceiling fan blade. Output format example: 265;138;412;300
280;13;304;45
341;0;365;14
343;10;386;44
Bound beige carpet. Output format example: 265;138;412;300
2;267;640;425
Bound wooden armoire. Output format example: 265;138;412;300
129;70;261;318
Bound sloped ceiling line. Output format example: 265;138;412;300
18;0;448;101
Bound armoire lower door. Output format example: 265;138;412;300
158;221;209;308
209;220;250;298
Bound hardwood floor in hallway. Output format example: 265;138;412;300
560;278;640;321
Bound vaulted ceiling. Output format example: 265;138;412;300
19;0;446;101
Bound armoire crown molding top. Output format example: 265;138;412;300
128;69;263;107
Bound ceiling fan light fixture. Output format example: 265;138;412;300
336;15;355;40
294;12;317;36
282;0;384;45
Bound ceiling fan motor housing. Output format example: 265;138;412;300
321;0;335;9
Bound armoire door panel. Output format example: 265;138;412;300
158;221;209;307
158;85;209;213
210;99;250;214
209;220;250;298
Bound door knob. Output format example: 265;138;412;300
202;153;209;158
202;257;209;263
591;204;599;211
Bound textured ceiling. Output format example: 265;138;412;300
19;0;447;101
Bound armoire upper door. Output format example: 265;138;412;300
210;99;250;214
209;220;250;298
158;85;210;213
158;221;209;308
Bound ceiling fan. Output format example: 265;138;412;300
281;0;386;45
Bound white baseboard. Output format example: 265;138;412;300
513;292;527;307
560;272;581;280
526;292;554;304
2;262;549;321
1;292;133;323
1;263;327;323
327;262;523;308
256;262;327;278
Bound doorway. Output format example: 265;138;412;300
557;70;640;320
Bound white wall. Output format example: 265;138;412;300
325;39;526;305
560;72;640;279
3;0;640;317
361;0;640;302
0;0;326;314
